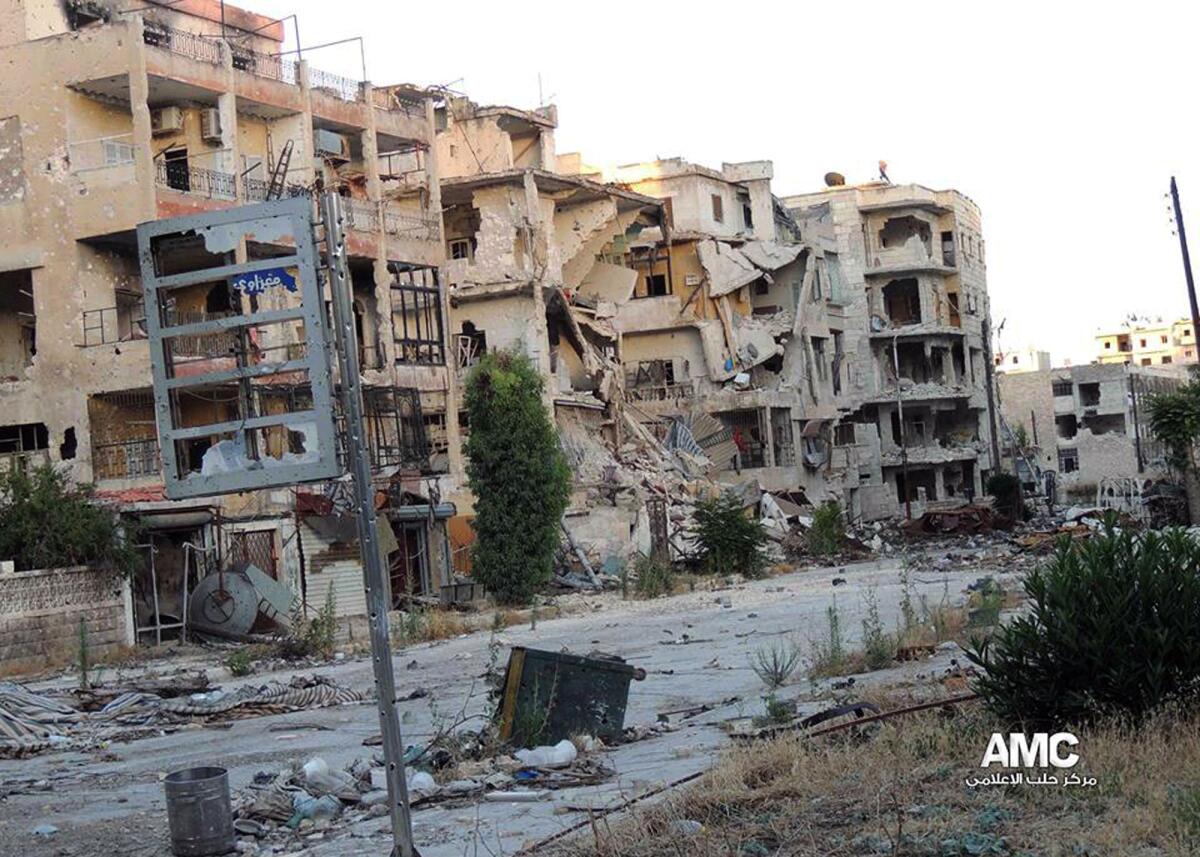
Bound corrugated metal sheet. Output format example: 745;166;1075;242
299;521;367;618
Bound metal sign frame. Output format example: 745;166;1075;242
136;197;341;499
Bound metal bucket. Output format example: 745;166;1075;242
164;766;236;856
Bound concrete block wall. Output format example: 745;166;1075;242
0;566;131;675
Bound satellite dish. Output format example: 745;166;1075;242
824;172;846;187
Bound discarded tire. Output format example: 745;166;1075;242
164;766;235;856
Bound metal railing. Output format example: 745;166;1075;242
93;438;161;481
343;197;381;232
81;300;147;347
231;46;299;85
309;66;365;103
155;160;237;199
384;206;440;241
163;310;239;358
242;178;313;203
624;381;696;403
142;22;222;64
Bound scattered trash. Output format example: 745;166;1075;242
515;739;578;769
31;823;58;838
671;819;703;836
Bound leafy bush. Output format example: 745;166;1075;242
692;493;768;578
985;473;1025;521
807;501;844;556
278;583;338;660
464;351;572;605
226;649;254;677
0;464;141;573
968;527;1200;728
634;554;675;599
860;587;895;670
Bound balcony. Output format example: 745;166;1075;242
624;380;696;404
309;66;365;103
142;22;223;65
155;160;237;200
385;206;440;241
231;45;299;86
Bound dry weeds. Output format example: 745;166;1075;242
551;703;1200;856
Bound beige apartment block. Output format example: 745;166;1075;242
1096;317;1197;366
994;346;1050;374
998;363;1185;500
782;182;998;520
0;0;459;635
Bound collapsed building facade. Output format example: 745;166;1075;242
0;0;1005;644
998;363;1185;503
0;0;457;638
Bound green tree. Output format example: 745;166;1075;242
0;464;140;572
464;350;571;604
1146;381;1200;523
691;492;769;578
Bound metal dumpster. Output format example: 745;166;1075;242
497;647;645;747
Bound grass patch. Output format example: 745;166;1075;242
550;703;1200;856
634;555;676;599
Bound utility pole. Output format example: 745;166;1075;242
320;193;416;857
892;332;911;520
1170;176;1200;360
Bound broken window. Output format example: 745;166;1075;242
390;265;445;365
771;409;794;466
831;331;844;395
456;321;486;373
878;216;932;257
882;278;921;326
834;422;856;446
1058;447;1079;473
940;231;955;266
1051;379;1073;397
0;422;49;473
719;409;767;469
448;238;473;261
1141;358;1152;366
1140;338;1148;348
163;147;190;192
1078;382;1101;407
88;390;161;480
739;191;753;230
1163;355;1174;364
0;269;35;378
647;274;670;297
1056;414;1078;439
1084;413;1126;435
364;386;428;471
825;252;847;305
711;194;724;224
811;337;828;381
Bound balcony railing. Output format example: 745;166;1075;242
309;66;365;103
384;207;440;241
231;46;299;85
155;160;237;199
624;381;696;403
242;178;313;203
81;300;147;347
142;22;222;64
93;438;161;481
163;310;239;358
342;197;380;232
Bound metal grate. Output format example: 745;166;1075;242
93;438;161;480
308;66;365;103
225;528;278;577
231;46;299;85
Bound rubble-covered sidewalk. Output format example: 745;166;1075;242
0;554;1008;857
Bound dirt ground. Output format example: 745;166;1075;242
0;551;1015;856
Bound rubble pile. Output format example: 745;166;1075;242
0;673;365;758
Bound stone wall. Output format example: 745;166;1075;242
0;565;131;675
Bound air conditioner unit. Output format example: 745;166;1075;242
200;108;222;143
150;106;183;136
313;128;349;161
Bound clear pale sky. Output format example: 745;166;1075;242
245;0;1199;365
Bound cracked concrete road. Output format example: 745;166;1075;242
0;554;1005;856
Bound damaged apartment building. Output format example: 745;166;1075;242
0;0;460;641
781;181;999;519
998;362;1185;502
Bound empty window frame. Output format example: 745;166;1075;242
390;266;445;365
834;422;856;446
711;194;724;224
448;238;472;261
1058;447;1079;473
646;273;670;297
1051;379;1073;397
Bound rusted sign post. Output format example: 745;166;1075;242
137;195;416;857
